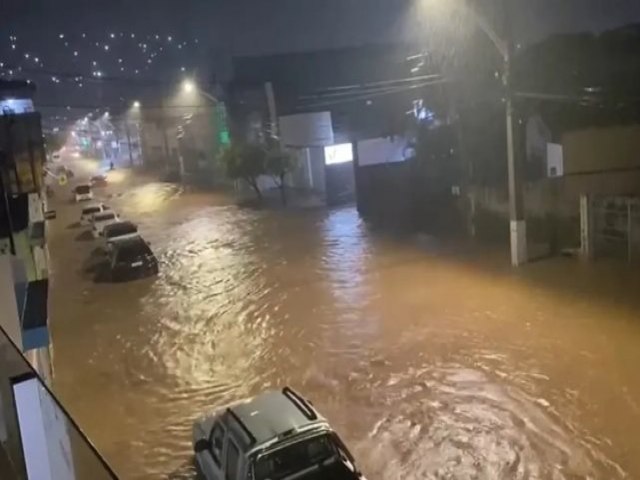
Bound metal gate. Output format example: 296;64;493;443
589;196;640;261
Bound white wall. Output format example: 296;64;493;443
13;377;76;480
357;137;410;166
279;111;334;147
28;193;44;224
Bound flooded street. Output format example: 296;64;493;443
48;167;640;479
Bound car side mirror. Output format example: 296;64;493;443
194;438;210;453
44;210;57;220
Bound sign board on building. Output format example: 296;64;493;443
279;111;334;147
324;144;353;165
547;143;564;177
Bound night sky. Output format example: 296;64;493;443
3;0;640;128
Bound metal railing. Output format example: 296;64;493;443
591;196;640;262
0;324;118;479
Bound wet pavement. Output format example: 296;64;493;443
48;160;640;479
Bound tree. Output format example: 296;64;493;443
264;147;296;205
44;132;66;154
219;143;266;200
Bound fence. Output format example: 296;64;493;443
582;195;640;262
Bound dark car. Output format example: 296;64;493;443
193;387;366;480
105;237;158;281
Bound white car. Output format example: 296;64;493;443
74;184;93;202
101;221;139;248
80;203;109;226
52;152;61;162
91;211;120;238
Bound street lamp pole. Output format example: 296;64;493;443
445;0;527;265
502;0;526;266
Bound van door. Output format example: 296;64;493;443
224;438;241;480
196;422;226;479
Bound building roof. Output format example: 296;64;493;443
229;389;325;446
0;80;36;100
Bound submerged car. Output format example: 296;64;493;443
105;236;158;281
192;387;366;480
90;174;108;187
101;221;139;248
80;203;109;226
74;183;93;202
91;210;120;238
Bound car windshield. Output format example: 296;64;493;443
76;185;91;194
82;206;101;215
105;223;137;239
253;434;337;480
116;241;151;263
94;212;116;222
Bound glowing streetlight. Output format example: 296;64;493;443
132;100;141;108
182;79;195;94
180;79;217;103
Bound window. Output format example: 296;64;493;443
75;185;91;194
226;440;240;480
94;212;116;222
116;241;151;263
209;423;225;466
253;434;335;480
105;223;137;239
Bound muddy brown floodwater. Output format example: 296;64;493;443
48;167;640;479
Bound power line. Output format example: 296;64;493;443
299;78;450;110
35;102;215;111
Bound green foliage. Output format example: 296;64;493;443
219;142;267;199
219;141;297;204
264;148;295;185
265;146;296;205
45;132;66;154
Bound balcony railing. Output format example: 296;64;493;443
0;324;118;479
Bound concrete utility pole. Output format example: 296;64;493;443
443;0;527;265
502;0;527;266
124;122;134;167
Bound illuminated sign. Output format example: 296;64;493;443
324;143;353;165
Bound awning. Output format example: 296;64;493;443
21;278;49;351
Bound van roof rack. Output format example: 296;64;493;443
282;387;318;421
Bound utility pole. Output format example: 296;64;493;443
503;0;527;266
124;121;134;167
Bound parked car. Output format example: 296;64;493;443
51;151;61;162
80;203;109;226
192;387;365;480
104;237;158;281
74;184;93;202
101;221;139;248
90;174;108;187
91;210;120;238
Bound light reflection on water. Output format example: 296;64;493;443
48;183;640;479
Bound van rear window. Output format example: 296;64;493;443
82;207;101;215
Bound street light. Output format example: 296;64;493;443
181;78;217;103
182;79;195;94
132;100;141;109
